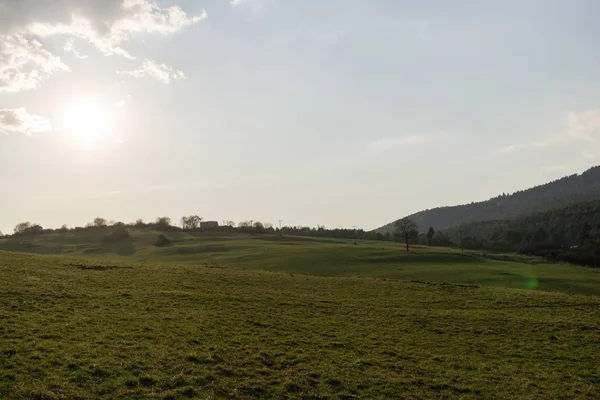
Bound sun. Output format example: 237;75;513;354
61;100;110;147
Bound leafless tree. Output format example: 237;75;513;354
394;217;418;252
181;215;202;230
93;217;108;227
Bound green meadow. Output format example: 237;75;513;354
1;229;600;295
1;230;599;399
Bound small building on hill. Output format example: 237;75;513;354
200;221;219;229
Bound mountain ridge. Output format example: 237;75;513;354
375;166;600;233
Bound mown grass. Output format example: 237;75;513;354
1;251;599;399
2;230;600;296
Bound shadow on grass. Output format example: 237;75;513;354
0;239;65;255
80;241;137;256
160;244;241;255
253;236;345;244
477;252;541;264
364;253;483;264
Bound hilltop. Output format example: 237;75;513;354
376;165;600;233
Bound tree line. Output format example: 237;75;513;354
4;215;444;249
5;216;372;242
440;199;600;267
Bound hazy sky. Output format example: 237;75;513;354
1;0;600;233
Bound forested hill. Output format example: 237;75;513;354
441;198;600;252
376;166;600;233
438;198;600;268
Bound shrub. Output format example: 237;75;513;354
155;217;172;231
154;234;172;247
103;227;130;244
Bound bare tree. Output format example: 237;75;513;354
14;222;32;235
394;217;418;252
93;217;108;227
181;215;202;230
14;222;43;236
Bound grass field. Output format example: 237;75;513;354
2;229;600;296
1;250;599;399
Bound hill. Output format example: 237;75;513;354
2;229;600;295
440;198;600;266
376;165;600;233
443;199;600;248
1;250;599;399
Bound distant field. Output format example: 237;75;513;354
1;230;600;295
1;251;599;399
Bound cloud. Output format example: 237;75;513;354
498;108;600;156
567;109;600;140
498;144;524;155
117;59;185;83
370;134;429;153
63;39;88;59
0;0;205;91
497;139;560;156
0;0;206;36
26;1;206;58
0;34;69;92
25;1;206;57
531;136;565;148
0;108;53;135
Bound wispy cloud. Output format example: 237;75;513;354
498;144;524;155
370;134;429;153
567;109;600;140
0;1;204;92
0;108;53;135
117;59;185;83
63;39;88;59
499;108;600;156
26;2;206;59
532;135;565;148
0;34;69;92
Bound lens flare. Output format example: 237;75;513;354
61;100;110;147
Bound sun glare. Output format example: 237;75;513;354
61;100;110;147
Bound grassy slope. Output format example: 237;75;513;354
1;251;599;399
2;230;600;296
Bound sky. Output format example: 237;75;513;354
1;0;600;234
